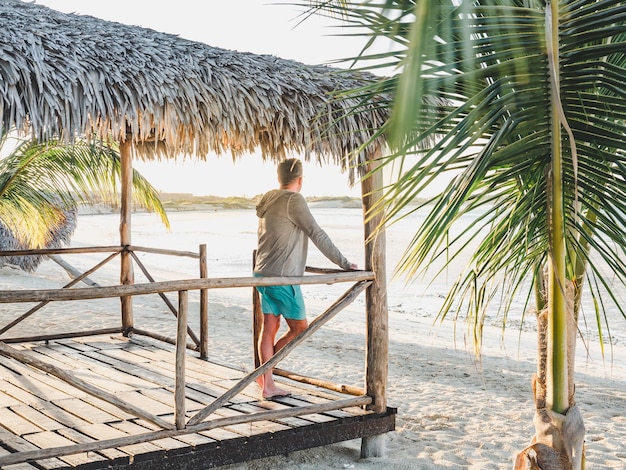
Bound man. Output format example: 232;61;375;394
253;158;357;399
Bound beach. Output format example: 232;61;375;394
1;206;625;469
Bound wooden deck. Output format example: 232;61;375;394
0;333;396;469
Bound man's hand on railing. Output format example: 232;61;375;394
305;265;360;274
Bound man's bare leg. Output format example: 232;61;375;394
258;313;291;398
259;318;308;397
275;318;308;353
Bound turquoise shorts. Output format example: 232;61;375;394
254;275;306;321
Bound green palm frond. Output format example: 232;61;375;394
306;0;626;348
0;133;169;249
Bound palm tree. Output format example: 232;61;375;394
305;0;626;467
0;132;169;270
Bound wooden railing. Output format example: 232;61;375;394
0;244;375;458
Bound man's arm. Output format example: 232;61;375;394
287;194;357;270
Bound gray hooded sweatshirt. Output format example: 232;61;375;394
254;189;352;277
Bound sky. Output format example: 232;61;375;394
33;0;376;198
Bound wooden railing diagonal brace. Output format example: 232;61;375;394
0;252;120;336
187;280;371;426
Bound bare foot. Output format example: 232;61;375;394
262;385;291;399
255;375;264;389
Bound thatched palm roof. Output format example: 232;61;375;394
0;0;387;174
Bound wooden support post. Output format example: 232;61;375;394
252;250;263;368
360;155;389;458
175;290;188;430
119;139;134;334
199;244;209;359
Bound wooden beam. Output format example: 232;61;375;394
199;244;208;359
252;250;262;369
360;154;390;458
0;327;122;344
0;246;122;257
119;139;134;334
273;368;364;396
175;291;188;430
0;271;375;304
128;245;200;259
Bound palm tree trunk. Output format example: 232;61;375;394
514;3;586;468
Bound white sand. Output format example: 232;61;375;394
1;210;625;469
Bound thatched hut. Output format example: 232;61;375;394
0;0;392;466
0;0;387;167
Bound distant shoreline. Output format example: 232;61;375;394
78;194;363;215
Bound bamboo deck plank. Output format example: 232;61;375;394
52;340;97;353
55;427;129;463
53;336;257;412
150;357;246;386
9;404;67;432
135;418;216;447
99;336;241;379
289;392;368;418
51;397;122;424
29;342;90;355
0;446;40;470
141;386;205;412
198;427;244;441
0;364;73;402
269;396;337;423
102;345;151;363
74;339;126;351
73;422;163;457
76;394;136;422
24;430;108;467
8;346;137;423
20;349;146;424
79;351;163;390
79;349;169;383
126;336;243;380
115;391;175;417
109;421;188;452
227;402;301;432
0;388;23;407
13;396;95;430
0;427;67;469
14;364;94;400
0;407;43;435
27;347;86;373
249;398;320;427
119;357;260;404
49;354;146;393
